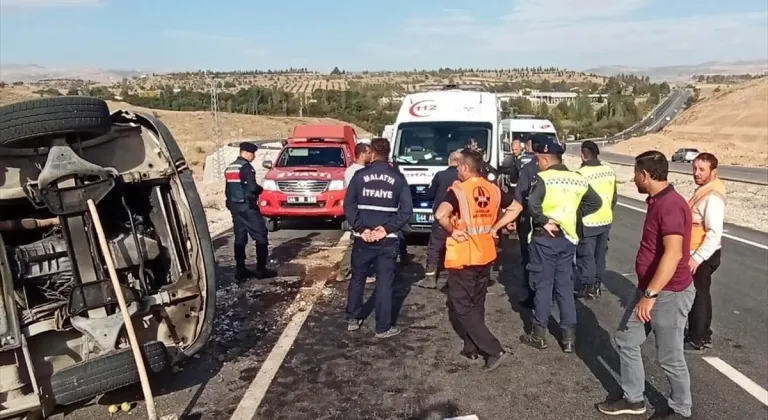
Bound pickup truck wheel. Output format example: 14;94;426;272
266;218;279;232
0;96;111;146
341;220;351;231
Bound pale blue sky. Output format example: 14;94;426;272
1;0;766;71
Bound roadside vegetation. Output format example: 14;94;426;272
7;69;671;139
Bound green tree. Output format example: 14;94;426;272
537;101;550;118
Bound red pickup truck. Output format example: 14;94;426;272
258;124;358;231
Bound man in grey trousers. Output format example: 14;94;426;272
597;151;695;419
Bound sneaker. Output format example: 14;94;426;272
460;349;479;360
596;396;647;416
365;276;376;284
375;327;401;339
703;337;713;348
684;341;705;352
415;274;437;289
347;319;363;332
648;408;690;419
482;350;511;372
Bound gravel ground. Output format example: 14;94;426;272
563;155;768;233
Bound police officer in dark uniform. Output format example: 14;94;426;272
493;136;540;308
495;138;602;352
225;142;278;281
344;138;413;338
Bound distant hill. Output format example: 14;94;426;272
0;64;145;83
584;60;768;83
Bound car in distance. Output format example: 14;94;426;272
670;148;700;163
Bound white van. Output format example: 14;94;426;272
381;124;395;140
499;117;561;155
390;87;502;233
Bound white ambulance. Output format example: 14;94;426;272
499;116;561;157
389;85;502;233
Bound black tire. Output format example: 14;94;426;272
266;218;279;232
341;220;351;232
49;341;168;406
0;96;112;146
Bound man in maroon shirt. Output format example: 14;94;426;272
597;151;695;419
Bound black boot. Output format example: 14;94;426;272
235;266;258;282
415;270;437;289
520;325;548;350
562;327;576;353
576;284;599;299
255;244;277;279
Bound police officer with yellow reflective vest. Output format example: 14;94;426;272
491;138;602;352
344;138;413;339
574;141;617;299
225;142;278;281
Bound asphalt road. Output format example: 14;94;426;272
252;206;767;420
565;90;768;185
49;220;344;420
566;144;768;185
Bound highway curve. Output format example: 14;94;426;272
565;91;768;185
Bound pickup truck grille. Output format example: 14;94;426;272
277;180;329;193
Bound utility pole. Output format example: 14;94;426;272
206;71;226;181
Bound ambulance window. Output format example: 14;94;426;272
501;128;511;152
394;121;492;165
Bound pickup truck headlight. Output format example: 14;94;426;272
263;180;278;191
328;180;344;191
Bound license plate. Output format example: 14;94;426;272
287;196;317;203
415;213;434;223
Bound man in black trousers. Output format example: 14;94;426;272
416;151;461;289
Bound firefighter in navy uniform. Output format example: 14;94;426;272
225;142;277;281
494;138;602;352
344;138;413;338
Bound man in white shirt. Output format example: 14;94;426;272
344;143;372;188
686;152;725;351
338;142;373;281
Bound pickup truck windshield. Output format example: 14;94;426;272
395;121;492;166
276;147;346;167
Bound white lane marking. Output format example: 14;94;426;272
229;231;351;420
702;357;768;406
616;201;768;250
445;416;480;420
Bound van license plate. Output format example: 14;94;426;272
415;214;434;223
287;196;317;203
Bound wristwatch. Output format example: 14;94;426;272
644;290;659;299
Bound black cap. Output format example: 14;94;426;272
532;137;564;155
239;142;258;153
581;140;600;156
